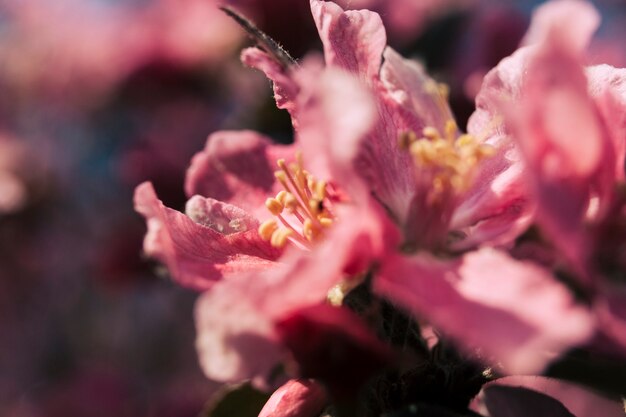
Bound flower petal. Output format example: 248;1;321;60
195;276;286;388
380;47;454;135
310;0;386;80
241;47;300;119
184;130;294;220
451;137;534;249
521;0;600;54
503;1;609;270
375;248;594;374
294;60;376;195
134;182;280;290
194;199;387;387
586;64;626;182
258;379;327;417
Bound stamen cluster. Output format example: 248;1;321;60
400;120;494;201
258;153;334;248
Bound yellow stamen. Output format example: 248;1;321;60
258;219;278;240
270;228;293;248
265;198;284;216
402;118;495;198
258;152;337;248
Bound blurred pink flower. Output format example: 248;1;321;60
495;0;626;356
0;133;49;214
0;0;240;107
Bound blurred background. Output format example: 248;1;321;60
0;0;623;416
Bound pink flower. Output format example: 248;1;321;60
280;0;593;374
494;0;626;355
136;55;389;387
136;0;617;393
0;0;240;107
0;132;49;214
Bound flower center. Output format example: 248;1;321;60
258;152;335;248
398;119;494;251
400;119;494;203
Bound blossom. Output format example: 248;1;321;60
285;0;593;374
495;0;626;354
136;53;389;388
136;0;618;399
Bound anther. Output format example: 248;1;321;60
283;193;298;211
320;218;333;228
302;218;315;241
270;228;293;248
258;219;278;240
276;190;288;204
265;198;284;215
445;120;457;141
315;181;327;200
422;126;440;140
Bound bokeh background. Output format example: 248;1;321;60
0;0;624;416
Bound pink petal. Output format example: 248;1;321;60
134;182;280;290
451;137;535;249
293;61;376;196
521;0;600;55
195;276;286;388
258;379;327;417
586;64;626;182
184;130;294;220
468;47;527;142
194;201;387;386
241;47;300;119
480;376;624;417
380;47;455;135
375;248;594;374
503;2;611;269
310;0;386;80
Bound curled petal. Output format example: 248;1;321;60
380;47;454;134
258;379;327;417
310;0;387;80
451;137;534;249
185;130;294;220
521;0;600;55
134;182;280;290
375;248;594;374
586;64;626;182
241;47;300;119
